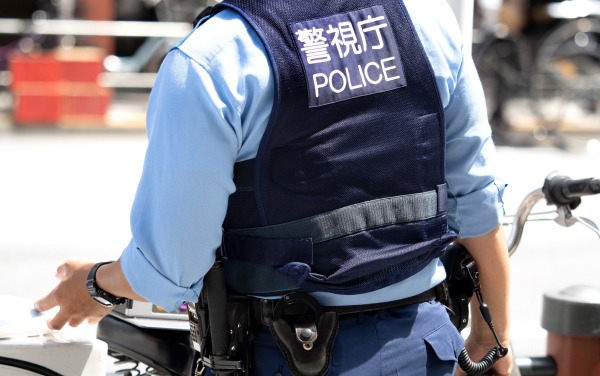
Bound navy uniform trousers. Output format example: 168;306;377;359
196;300;464;376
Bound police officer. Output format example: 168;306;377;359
35;0;512;375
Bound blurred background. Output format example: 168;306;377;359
0;0;599;373
472;0;600;150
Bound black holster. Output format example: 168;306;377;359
440;244;476;331
188;260;251;376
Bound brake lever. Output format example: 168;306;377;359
555;205;600;239
572;216;600;239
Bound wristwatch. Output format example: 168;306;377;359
86;261;126;307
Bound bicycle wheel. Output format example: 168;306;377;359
530;17;600;149
0;357;62;376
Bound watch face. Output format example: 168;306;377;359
94;296;113;306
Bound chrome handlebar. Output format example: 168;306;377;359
507;175;600;257
507;188;546;257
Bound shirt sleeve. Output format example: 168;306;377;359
444;46;506;238
120;49;240;312
119;10;273;311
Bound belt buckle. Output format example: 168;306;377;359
194;358;205;376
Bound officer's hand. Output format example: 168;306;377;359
34;259;113;330
454;335;512;376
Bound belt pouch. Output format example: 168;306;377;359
269;293;339;376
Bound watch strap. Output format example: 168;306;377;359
86;261;114;284
86;261;126;306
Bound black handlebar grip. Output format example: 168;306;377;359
561;178;600;199
543;174;600;207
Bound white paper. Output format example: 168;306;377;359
0;295;58;339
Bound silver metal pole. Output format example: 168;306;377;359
0;19;192;38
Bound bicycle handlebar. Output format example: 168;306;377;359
507;188;545;256
508;173;600;257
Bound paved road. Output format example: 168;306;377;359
1;129;599;370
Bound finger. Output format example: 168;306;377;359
34;290;58;312
87;317;102;325
47;308;71;330
68;317;85;328
55;263;69;280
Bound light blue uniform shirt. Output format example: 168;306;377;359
121;0;506;312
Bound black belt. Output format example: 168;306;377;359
250;282;449;326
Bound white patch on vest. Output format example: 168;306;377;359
290;5;406;107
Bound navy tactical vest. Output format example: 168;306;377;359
211;0;457;296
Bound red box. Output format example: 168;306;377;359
12;82;61;125
8;53;60;84
12;82;112;125
9;48;106;84
58;61;103;82
55;48;105;83
9;48;110;126
61;83;112;116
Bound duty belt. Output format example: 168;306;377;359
189;268;450;376
251;282;449;327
